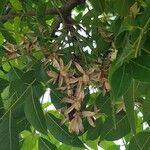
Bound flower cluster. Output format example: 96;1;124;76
47;54;111;134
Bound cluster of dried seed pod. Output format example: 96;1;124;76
47;53;111;134
2;36;39;60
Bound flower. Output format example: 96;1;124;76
3;43;19;59
82;111;96;128
69;111;96;134
61;91;84;115
47;58;72;87
69;112;84;134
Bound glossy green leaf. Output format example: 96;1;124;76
46;113;85;148
129;55;150;82
100;113;130;141
39;137;57;150
9;0;23;11
128;132;150;150
123;81;136;134
24;87;47;134
0;111;19;150
111;64;132;100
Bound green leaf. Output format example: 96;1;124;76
128;132;150;150
100;141;118;150
21;70;36;84
95;93;113;116
0;23;16;44
100;112;130;141
16;117;30;133
0;0;7;14
111;0;134;16
89;0;105;14
8;67;23;82
86;118;103;140
0;98;4;118
37;3;47;26
21;133;38;150
0;33;4;46
106;145;120;150
39;137;57;150
129;55;150;82
32;61;48;82
124;80;136;134
46;113;85;148
49;84;65;109
24;87;47;134
143;91;150;125
9;0;23;11
111;64;132;100
9;79;27;118
0;111;19;150
0;78;9;92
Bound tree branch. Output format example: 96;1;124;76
0;0;86;21
0;9;57;21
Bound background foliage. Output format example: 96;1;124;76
0;0;150;149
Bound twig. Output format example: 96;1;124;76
0;0;86;37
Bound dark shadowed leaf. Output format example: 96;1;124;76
0;0;7;14
0;111;19;150
37;3;47;26
0;78;9;92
